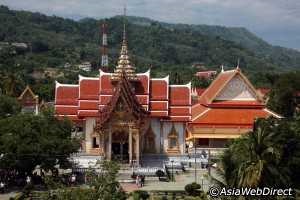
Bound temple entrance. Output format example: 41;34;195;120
111;131;129;162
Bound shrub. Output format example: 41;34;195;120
184;182;201;196
156;170;165;180
132;190;150;200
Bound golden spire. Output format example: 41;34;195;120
111;5;138;81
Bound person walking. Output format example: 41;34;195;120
135;175;139;187
0;181;5;193
141;175;145;187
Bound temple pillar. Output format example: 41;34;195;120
129;127;133;164
120;142;124;161
108;126;112;160
135;131;140;165
160;121;163;153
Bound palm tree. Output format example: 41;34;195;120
213;118;292;189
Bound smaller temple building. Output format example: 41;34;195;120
188;68;281;148
18;86;39;115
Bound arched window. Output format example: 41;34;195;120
144;126;156;153
168;124;179;149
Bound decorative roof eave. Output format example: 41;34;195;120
79;75;99;82
170;82;192;89
137;68;151;77
55;81;79;88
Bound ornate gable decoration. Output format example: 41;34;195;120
95;72;148;130
215;75;256;101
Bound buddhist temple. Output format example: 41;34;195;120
54;21;281;165
55;26;191;164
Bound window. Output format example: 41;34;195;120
168;124;179;149
92;137;99;148
144;126;156;153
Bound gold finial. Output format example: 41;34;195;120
123;4;127;44
111;4;138;82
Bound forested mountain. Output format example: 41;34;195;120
0;5;300;100
126;16;300;69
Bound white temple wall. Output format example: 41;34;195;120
150;118;162;153
85;117;96;153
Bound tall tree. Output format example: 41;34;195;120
88;160;127;200
0;109;80;175
218;118;300;189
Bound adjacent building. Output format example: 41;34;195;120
188;68;281;148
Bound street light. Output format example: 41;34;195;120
200;174;204;190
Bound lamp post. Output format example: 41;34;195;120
200;174;204;190
171;160;174;182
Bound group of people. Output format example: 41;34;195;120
135;175;145;187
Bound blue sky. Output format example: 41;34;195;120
0;0;299;50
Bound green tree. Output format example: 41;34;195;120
216;118;300;190
88;160;127;200
0;95;21;118
0;110;80;175
267;72;300;118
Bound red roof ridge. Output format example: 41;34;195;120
192;106;210;121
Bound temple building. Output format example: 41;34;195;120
188;68;281;148
18;85;39;115
55;28;191;164
54;23;281;165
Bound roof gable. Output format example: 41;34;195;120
199;69;263;104
96;72;148;129
215;75;256;101
18;85;38;102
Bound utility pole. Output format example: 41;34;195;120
100;22;108;71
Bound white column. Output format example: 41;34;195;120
136;132;140;166
129;127;133;164
160;121;163;153
108;126;112;160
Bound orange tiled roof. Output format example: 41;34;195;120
191;108;270;127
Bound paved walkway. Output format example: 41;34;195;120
132;170;210;192
0;192;18;200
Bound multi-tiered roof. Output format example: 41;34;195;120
55;25;192;124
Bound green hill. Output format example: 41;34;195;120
0;5;300;87
126;16;300;69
